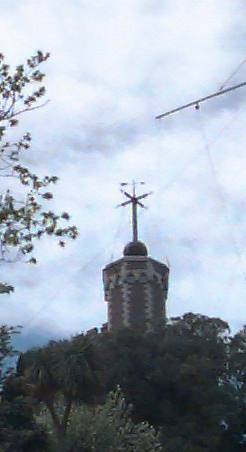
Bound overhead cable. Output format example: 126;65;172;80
196;109;246;283
219;56;246;91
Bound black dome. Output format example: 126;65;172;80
123;241;148;256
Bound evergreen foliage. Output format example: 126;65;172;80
0;374;48;451
0;325;20;385
18;334;102;450
39;387;162;451
13;313;245;451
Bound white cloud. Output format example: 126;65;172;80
0;0;246;346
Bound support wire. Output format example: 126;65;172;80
196;109;246;283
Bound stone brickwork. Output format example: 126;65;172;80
103;253;169;331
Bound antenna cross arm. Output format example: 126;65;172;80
155;81;246;119
117;200;132;208
120;190;133;200
117;182;152;242
136;191;153;201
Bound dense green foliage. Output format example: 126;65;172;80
4;313;244;451
0;374;48;451
17;334;102;450
38;387;162;451
0;325;48;450
99;314;245;451
0;325;20;385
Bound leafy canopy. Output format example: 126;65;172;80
0;50;78;293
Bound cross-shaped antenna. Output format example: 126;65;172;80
117;181;152;242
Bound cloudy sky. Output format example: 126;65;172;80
1;0;246;348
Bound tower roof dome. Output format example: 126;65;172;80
123;241;148;256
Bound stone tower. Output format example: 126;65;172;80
103;182;169;332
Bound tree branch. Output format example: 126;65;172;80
10;99;50;119
62;398;72;433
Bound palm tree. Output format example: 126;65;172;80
20;334;102;450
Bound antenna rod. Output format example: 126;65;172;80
132;180;138;241
132;199;138;242
156;81;246;119
118;181;152;243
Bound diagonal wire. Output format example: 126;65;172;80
196;109;246;283
155;107;240;194
219;56;246;91
23;250;105;330
23;206;128;330
16;58;246;331
108;205;127;262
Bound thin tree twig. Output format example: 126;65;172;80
10;99;50;118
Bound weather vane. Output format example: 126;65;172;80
117;181;152;242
